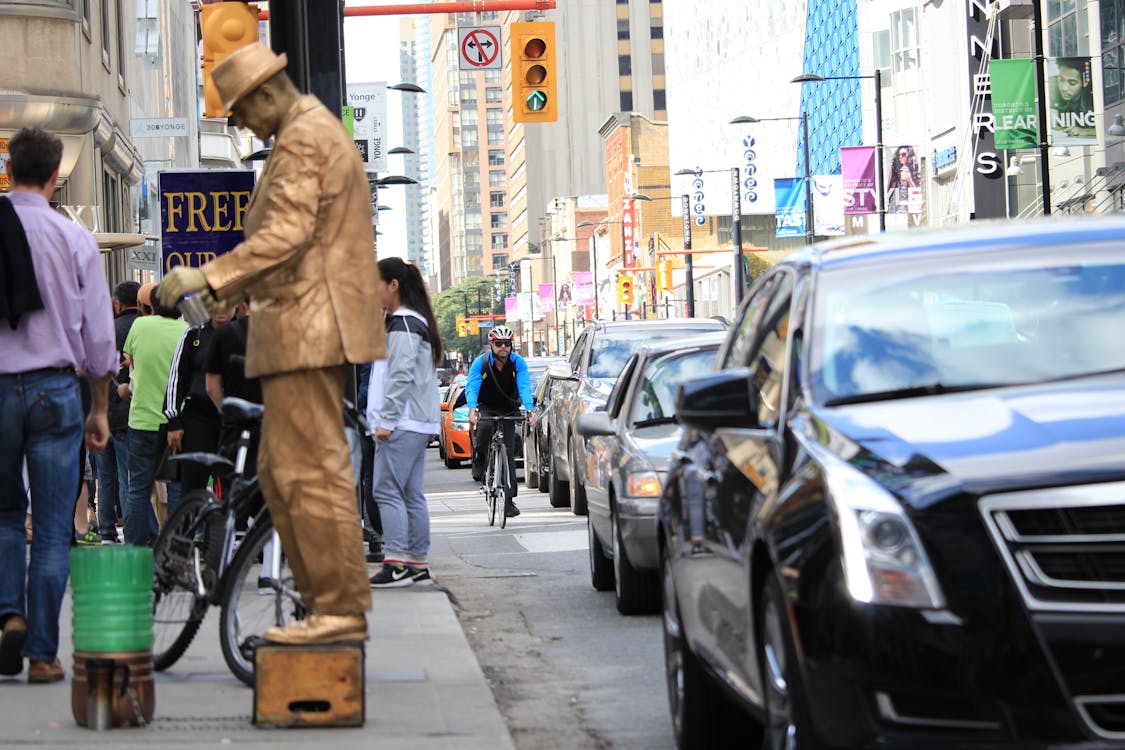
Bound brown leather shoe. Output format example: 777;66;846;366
264;614;367;645
27;659;64;684
0;615;26;676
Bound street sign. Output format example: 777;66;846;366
458;26;501;70
346;82;387;173
131;117;189;138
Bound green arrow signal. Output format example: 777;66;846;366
526;90;547;112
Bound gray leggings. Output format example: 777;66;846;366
371;429;431;562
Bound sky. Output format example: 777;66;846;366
343;10;417;260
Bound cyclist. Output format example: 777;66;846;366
466;325;533;518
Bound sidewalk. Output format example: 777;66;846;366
0;579;514;749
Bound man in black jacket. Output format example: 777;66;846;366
95;281;140;543
164;307;235;493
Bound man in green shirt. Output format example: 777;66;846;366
121;285;186;545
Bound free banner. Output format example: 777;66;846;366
813;175;845;237
159;169;255;275
1048;57;1097;146
841;146;876;215
774;177;805;238
538;283;555;312
991;59;1038;150
573;271;594;306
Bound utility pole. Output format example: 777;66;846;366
269;0;346;116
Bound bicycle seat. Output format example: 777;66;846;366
221;397;264;428
167;451;235;471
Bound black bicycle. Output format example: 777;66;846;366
479;415;524;529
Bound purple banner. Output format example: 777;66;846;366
573;272;594;306
841;146;876;215
159;169;255;274
504;296;518;321
538;283;555;312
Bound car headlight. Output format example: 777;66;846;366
451;422;470;432
823;455;944;609
625;470;663;498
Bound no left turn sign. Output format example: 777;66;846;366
458;26;502;70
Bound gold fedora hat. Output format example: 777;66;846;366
213;43;289;113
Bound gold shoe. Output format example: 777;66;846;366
263;614;368;645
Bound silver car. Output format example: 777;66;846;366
546;319;728;515
576;333;724;614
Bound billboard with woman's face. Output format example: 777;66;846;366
886;145;923;215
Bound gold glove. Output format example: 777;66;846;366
200;289;238;314
158;267;208;305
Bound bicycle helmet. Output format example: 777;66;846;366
489;325;514;341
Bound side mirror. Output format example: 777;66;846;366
576;412;615;437
675;368;761;430
547;363;576;381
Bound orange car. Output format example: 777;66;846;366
438;382;472;469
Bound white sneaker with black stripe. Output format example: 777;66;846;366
370;563;414;588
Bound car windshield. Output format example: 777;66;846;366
590;326;718;379
810;244;1125;404
630;348;718;425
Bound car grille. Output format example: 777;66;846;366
980;481;1125;612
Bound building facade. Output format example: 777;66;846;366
400;15;436;279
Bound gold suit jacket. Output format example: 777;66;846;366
201;95;385;378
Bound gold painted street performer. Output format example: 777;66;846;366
159;44;383;645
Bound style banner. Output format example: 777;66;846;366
774;177;805;238
990;59;1039;150
1048;57;1097;146
841;146;876;215
159;169;255;275
538;283;555;312
573;271;594;306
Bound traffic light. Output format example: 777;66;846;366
617;275;635;306
456;316;469;337
510;21;557;123
201;1;260;118
658;259;674;293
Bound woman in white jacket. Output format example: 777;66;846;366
366;258;443;587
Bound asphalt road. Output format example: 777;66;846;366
421;446;675;750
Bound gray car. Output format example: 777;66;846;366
546;319;728;515
576;333;724;614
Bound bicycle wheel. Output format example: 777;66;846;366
485;442;498;527
496;441;509;530
219;515;305;686
152;489;224;671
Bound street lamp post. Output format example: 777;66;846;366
730;114;814;245
629;192;695;317
674;166;746;307
792;71;885;231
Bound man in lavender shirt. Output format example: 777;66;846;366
0;127;116;683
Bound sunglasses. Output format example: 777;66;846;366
492;340;513;348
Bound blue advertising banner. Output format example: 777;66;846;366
159;170;255;274
774;177;805;238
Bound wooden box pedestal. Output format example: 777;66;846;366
253;643;365;727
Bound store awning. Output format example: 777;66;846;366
95;233;156;250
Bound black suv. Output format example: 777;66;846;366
659;219;1125;749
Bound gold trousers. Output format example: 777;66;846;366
259;365;371;616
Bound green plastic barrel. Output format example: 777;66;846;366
70;546;154;653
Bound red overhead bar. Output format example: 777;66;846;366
257;0;556;20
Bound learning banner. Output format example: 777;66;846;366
159;170;255;274
990;59;1039;150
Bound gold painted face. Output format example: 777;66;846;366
229;88;274;141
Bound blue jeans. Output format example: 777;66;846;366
0;370;83;662
371;430;431;563
95;431;128;542
124;428;181;546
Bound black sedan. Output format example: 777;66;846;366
576;333;725;615
659;219;1125;749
